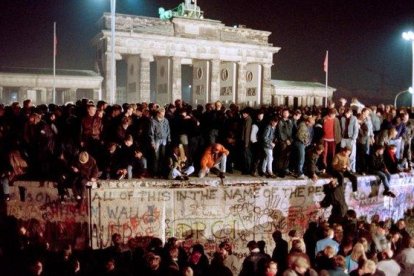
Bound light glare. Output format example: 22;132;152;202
402;31;414;41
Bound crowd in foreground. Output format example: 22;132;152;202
0;97;413;203
0;212;413;275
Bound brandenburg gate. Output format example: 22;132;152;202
92;2;280;106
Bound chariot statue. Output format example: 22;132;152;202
159;0;203;20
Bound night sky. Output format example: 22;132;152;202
0;0;413;103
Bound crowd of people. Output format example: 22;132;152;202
0;213;413;275
1;97;414;275
0;97;413;203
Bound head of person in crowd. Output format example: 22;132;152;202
333;255;346;271
291;255;311;275
293;109;302;121
174;99;183;109
168;245;179;263
269;116;279;128
388;229;401;244
358;259;377;275
86;103;96;117
327;108;337;118
29;259;43;276
214;101;223;111
246;240;259;252
104;257;116;273
305;115;316;126
218;241;233;258
241;108;251;119
156;107;166;119
344;107;353;119
96;100;108;111
291;239;306;254
272;230;283;243
189;244;205;265
123;104;133;117
28;112;42;125
145;252;161;271
350;242;367;263
257;240;267;254
361;107;371;119
264;260;278;276
78;151;89;165
281;108;290;120
111;233;122;247
339;146;352;157
396;219;407;231
147;237;163;255
182;266;194;276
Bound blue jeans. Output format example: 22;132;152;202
262;148;274;174
294;141;306;175
373;170;391;191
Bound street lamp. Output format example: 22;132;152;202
394;87;413;108
402;31;414;107
109;0;116;104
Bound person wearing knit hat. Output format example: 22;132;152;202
71;151;99;202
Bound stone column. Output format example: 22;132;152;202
262;64;272;105
18;87;28;103
300;97;305;107
44;88;53;104
316;97;323;107
66;89;77;103
139;57;151;103
93;88;102;102
171;57;182;102
210;60;221;102
0;87;3;101
237;62;247;104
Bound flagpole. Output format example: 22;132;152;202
325;50;328;107
53;22;56;104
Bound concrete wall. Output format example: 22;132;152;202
6;174;414;264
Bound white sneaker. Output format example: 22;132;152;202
76;195;81;201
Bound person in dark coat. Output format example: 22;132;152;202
240;240;270;276
271;231;288;274
188;244;209;276
208;252;233;276
304;144;325;181
319;178;348;225
117;135;146;179
368;145;396;197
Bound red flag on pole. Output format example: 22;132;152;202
323;51;328;72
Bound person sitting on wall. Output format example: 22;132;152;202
331;146;359;198
367;145;396;198
70;151;98;202
117;135;147;180
384;144;409;174
167;144;195;181
198;143;229;179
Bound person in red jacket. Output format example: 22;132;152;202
199;143;229;178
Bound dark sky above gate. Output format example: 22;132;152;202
0;0;413;100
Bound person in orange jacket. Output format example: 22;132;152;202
199;143;229;178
